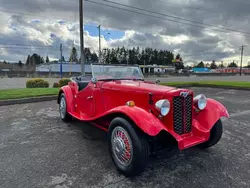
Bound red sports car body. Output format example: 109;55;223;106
57;64;229;176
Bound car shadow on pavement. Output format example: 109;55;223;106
62;118;215;179
66;119;107;141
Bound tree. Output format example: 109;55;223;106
175;53;181;60
46;56;50;63
91;52;98;62
210;60;217;69
84;48;92;63
18;60;23;67
218;61;225;68
166;51;174;65
93;46;180;66
41;57;45;64
60;56;65;62
228;61;238;68
26;55;30;65
196;61;205;68
69;47;78;63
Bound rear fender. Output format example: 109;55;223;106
194;98;229;130
58;85;75;113
108;106;167;136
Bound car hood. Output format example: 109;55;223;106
100;80;178;94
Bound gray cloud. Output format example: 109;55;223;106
0;0;250;63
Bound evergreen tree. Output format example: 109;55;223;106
26;55;30;65
176;54;181;60
46;56;50;63
60;56;65;62
228;61;238;68
69;47;78;63
84;48;92;63
91;52;98;62
196;61;205;68
18;60;23;67
210;60;217;69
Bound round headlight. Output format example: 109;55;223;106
155;99;170;116
194;94;207;110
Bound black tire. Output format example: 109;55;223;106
107;117;150;177
59;93;72;122
198;119;223;149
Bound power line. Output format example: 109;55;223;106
85;0;250;38
158;0;215;13
1;1;249;37
0;44;57;47
0;47;59;51
101;0;250;36
0;9;76;23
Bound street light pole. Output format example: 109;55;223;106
239;45;247;76
60;44;63;79
97;25;101;63
79;0;85;75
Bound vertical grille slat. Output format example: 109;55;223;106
173;95;193;135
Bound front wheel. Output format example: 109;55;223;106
107;117;150;177
198;119;223;149
59;93;72;122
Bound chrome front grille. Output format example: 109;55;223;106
173;95;193;135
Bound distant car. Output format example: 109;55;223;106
57;64;229;177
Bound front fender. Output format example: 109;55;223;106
194;98;229;130
108;106;167;136
58;85;75;113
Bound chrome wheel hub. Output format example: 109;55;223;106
111;127;133;167
114;137;125;154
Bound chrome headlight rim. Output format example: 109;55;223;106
194;94;207;110
155;99;170;116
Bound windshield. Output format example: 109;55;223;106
91;64;144;81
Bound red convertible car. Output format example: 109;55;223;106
57;64;229;176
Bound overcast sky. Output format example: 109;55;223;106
0;0;250;65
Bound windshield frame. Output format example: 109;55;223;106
91;64;145;81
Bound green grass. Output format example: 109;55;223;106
0;88;59;100
161;81;250;88
1;81;250;100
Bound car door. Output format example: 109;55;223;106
76;84;95;117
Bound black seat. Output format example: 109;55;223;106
78;81;89;91
71;76;91;91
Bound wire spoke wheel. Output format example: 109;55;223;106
111;126;133;167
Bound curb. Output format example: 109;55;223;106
0;95;57;106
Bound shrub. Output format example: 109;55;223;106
58;78;71;87
53;82;59;88
26;78;49;88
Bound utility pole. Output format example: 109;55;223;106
97;25;101;63
240;45;247;76
79;0;85;76
60;44;63;79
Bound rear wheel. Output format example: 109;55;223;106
107;117;149;177
198;119;223;149
59;93;72;122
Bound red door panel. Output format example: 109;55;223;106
76;85;95;117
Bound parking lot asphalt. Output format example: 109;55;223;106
0;87;250;188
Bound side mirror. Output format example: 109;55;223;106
91;77;97;84
155;79;160;84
